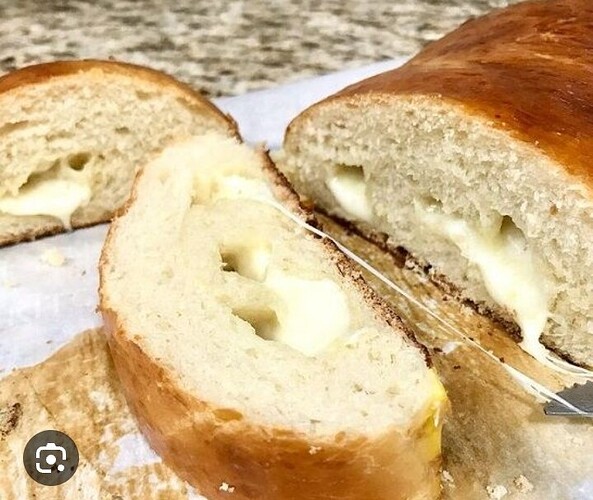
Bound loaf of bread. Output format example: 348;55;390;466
99;133;447;500
0;60;235;246
281;0;593;370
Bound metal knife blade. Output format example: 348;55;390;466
544;381;593;417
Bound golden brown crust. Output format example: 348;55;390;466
327;0;593;188
0;220;64;247
98;139;443;500
100;308;441;500
0;59;233;126
0;214;112;248
0;59;239;248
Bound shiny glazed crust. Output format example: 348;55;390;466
102;310;441;500
330;0;593;187
0;59;236;126
99;148;443;500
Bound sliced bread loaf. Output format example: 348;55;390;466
99;133;447;500
280;0;593;370
0;60;236;246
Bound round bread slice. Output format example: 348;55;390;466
99;133;447;500
0;59;236;247
280;0;593;370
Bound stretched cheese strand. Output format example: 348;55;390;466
256;195;591;415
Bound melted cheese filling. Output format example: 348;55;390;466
214;174;351;356
214;175;275;202
0;175;91;229
326;165;374;222
263;270;351;356
414;199;551;358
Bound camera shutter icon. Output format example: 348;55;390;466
35;442;68;474
24;430;79;486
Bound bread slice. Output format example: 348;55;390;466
0;59;236;247
280;0;593;370
99;133;447;500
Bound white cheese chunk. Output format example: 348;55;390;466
215;173;352;356
326;167;374;222
228;245;351;356
0;178;91;229
264;269;351;356
223;245;271;282
414;200;551;358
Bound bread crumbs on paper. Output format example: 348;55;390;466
514;475;534;493
441;470;455;487
461;304;474;316
441;341;460;355
219;482;235;493
40;248;66;267
486;484;508;499
89;390;112;412
571;435;584;446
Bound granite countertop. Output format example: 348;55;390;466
0;0;519;97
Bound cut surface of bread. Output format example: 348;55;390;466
99;133;447;500
281;0;593;370
0;59;236;247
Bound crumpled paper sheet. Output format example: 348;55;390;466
0;329;190;499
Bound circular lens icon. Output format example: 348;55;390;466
23;430;79;486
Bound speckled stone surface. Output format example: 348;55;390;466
0;0;520;97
